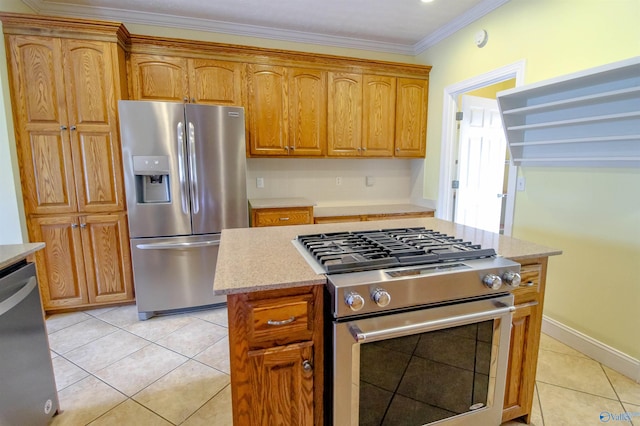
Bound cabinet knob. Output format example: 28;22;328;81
71;223;78;228
183;97;189;102
70;125;77;131
191;98;195;103
289;146;295;151
80;223;87;229
396;148;400;152
302;360;313;372
60;125;67;130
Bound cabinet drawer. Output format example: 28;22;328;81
252;207;313;227
247;294;314;348
512;263;542;303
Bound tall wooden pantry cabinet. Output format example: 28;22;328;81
1;14;134;312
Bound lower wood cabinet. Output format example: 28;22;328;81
227;285;323;426
314;210;434;224
29;212;134;311
502;258;547;424
251;206;314;227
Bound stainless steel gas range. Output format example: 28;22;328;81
293;227;521;426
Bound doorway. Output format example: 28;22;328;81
437;60;525;236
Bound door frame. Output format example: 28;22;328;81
436;60;526;236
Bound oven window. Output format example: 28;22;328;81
358;320;495;426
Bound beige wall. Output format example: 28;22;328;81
417;0;640;359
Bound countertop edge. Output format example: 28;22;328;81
0;243;45;270
215;276;327;295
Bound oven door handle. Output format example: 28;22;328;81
349;300;515;343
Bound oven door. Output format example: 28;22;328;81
332;294;514;426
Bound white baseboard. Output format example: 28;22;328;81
541;315;640;383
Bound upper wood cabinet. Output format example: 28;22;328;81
246;64;326;156
395;78;429;157
363;75;396;157
288;68;327;156
327;72;362;156
245;64;289;155
129;54;242;105
327;74;428;159
6;34;125;215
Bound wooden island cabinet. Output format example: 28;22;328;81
217;218;560;426
227;285;324;426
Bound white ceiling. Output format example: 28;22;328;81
21;0;510;55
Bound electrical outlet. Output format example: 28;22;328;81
366;176;374;187
336;176;342;186
257;177;264;188
516;176;526;191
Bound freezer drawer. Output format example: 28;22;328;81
130;235;226;320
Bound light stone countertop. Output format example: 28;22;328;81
249;198;316;209
213;218;561;295
0;243;45;270
314;203;435;217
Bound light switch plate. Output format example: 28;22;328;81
517;176;526;191
257;177;264;188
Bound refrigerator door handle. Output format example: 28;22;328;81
188;121;200;215
177;122;189;215
136;240;221;250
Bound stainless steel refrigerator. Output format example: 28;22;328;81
118;101;248;320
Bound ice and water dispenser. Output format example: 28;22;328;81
132;156;171;203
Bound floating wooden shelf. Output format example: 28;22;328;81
498;57;640;167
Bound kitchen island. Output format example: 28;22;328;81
214;217;561;425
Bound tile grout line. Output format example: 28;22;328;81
48;306;232;425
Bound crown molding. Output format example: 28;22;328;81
413;0;510;54
22;0;510;56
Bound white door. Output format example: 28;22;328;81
454;95;506;233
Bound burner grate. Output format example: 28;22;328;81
296;227;496;273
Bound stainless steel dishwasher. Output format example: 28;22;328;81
0;260;59;425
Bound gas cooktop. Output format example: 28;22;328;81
296;227;497;274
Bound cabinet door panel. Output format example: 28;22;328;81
289;68;326;156
130;54;189;101
64;40;124;212
328;73;362;156
189;59;242;105
246;64;289;155
81;213;133;304
8;36;66;125
503;301;540;422
63;40;112;125
27;132;77;213
30;216;88;308
73;131;124;212
395;78;428;157
248;342;314;425
363;75;395;157
7;36;76;215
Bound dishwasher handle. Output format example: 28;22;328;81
0;276;37;316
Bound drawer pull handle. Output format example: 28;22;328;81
302;360;313;372
267;316;295;326
279;217;290;221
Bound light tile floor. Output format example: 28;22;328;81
45;305;640;426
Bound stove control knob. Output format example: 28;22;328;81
502;271;521;287
372;289;391;307
483;274;503;290
345;292;365;311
